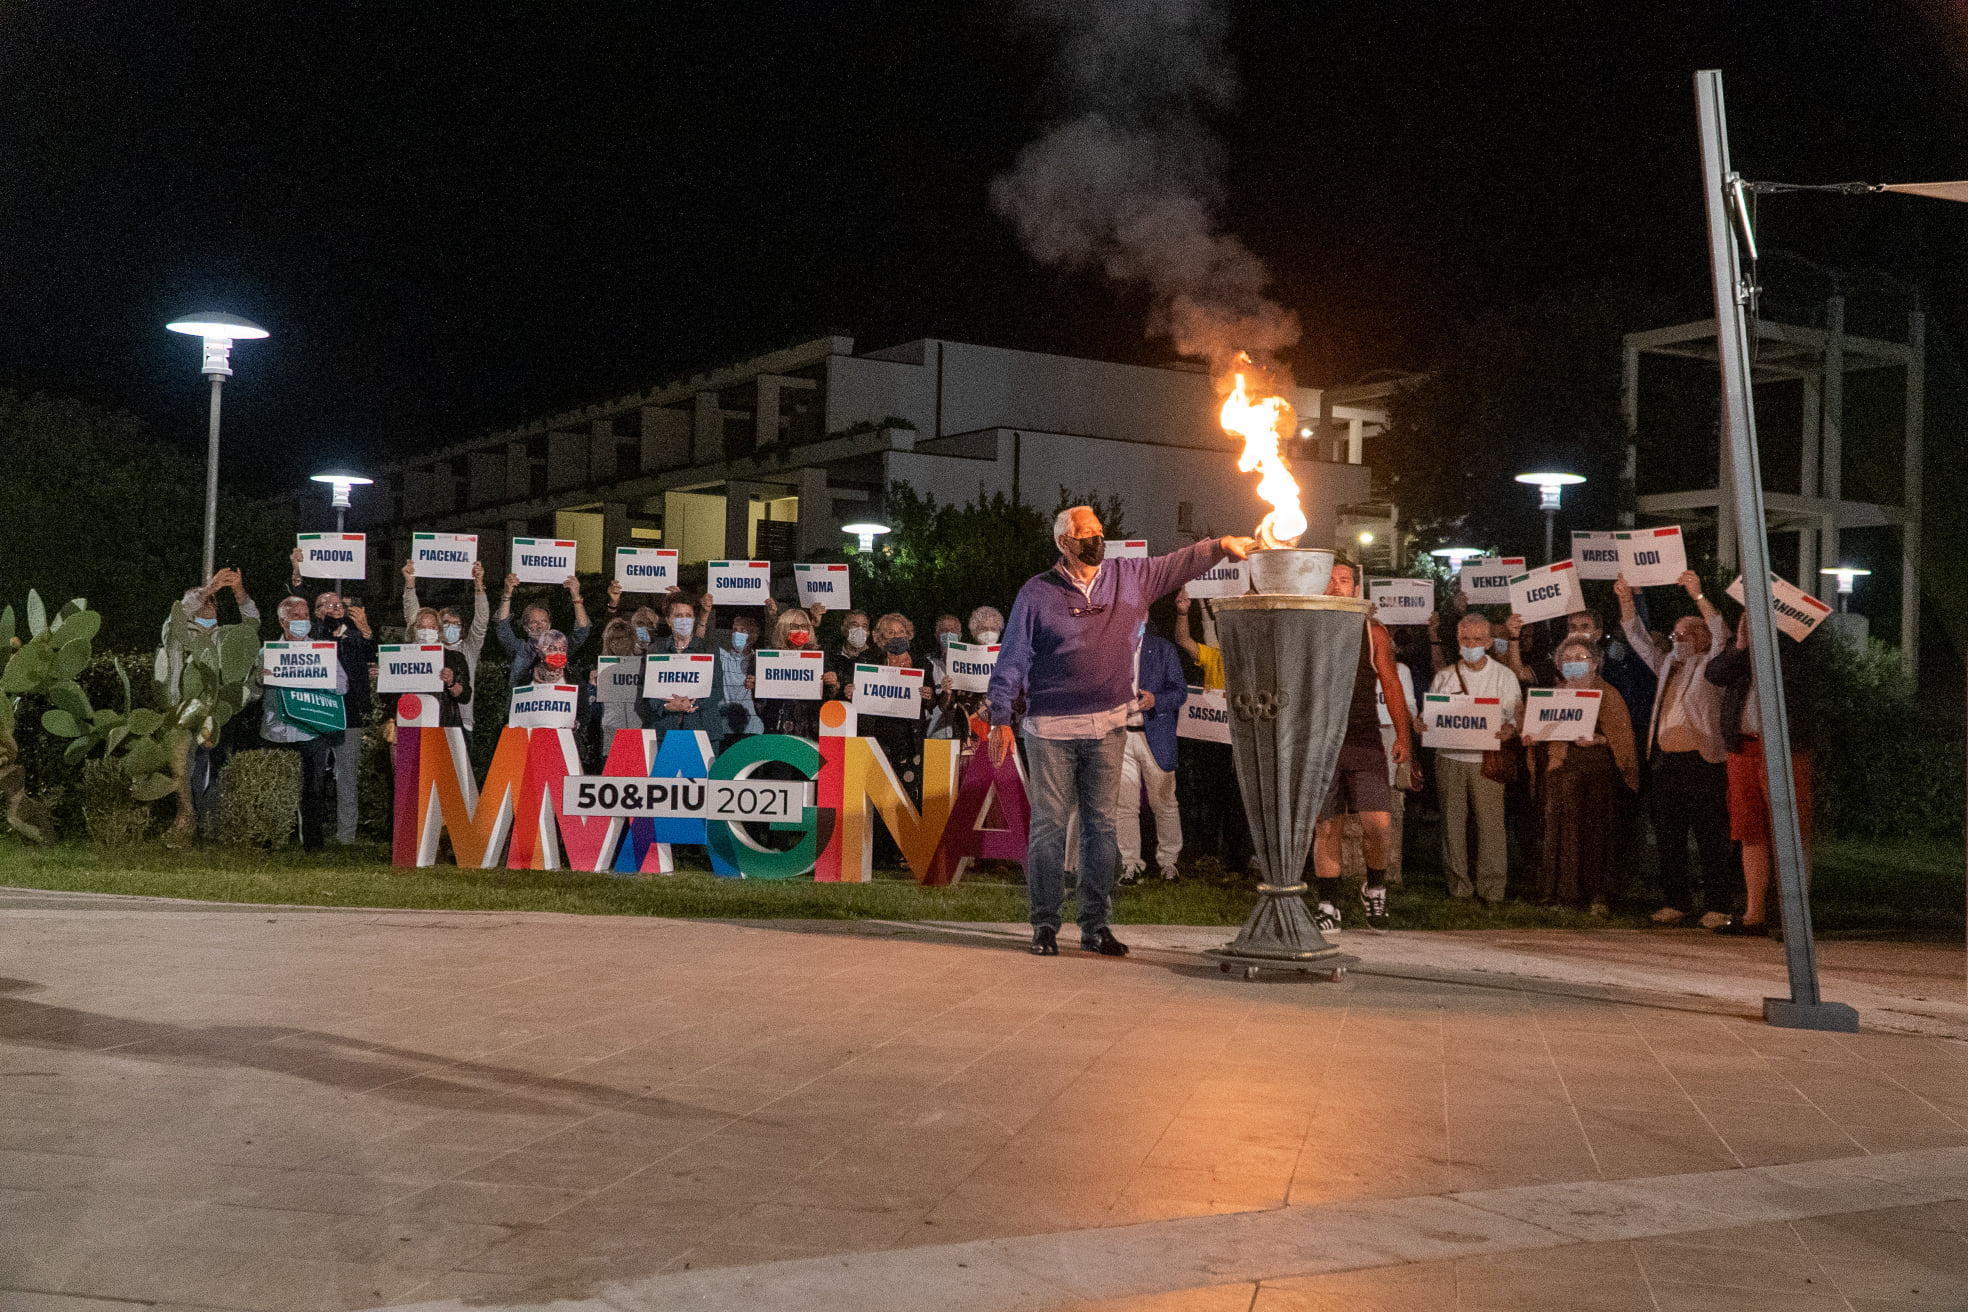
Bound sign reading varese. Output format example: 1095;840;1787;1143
410;533;477;580
262;641;339;689
1570;530;1621;580
755;649;825;699
296;533;366;580
614;547;677;591
707;560;772;604
793;563;850;609
377;644;444;693
510;538;578;584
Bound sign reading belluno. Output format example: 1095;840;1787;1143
1184;558;1247;599
510;538;577;584
614;547;677;591
410;533;477;580
377;644;444;693
642;652;715;698
754;649;825;699
262;641;340;690
707;560;771;604
296;533;366;580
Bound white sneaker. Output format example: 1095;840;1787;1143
1651;906;1686;924
1313;901;1342;934
1698;911;1731;929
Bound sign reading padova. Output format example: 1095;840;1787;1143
296;533;366;580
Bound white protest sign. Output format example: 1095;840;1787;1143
1615;526;1687;587
1177;685;1231;743
508;683;579;729
853;662;924;718
410;533;477;580
1420;694;1504;751
944;641;999;693
1520;687;1604;743
614;547;677;591
1508;560;1584;625
754;648;827;700
1725;573;1834;642
261;641;340;690
296;533;366;580
510;537;578;584
1103;539;1149;559
595;655;644;703
1369;577;1434;625
1457;556;1524;606
707;560;772;605
1185;558;1247;599
1570;531;1621;580
376;644;444;693
642;651;716;699
793;563;852;609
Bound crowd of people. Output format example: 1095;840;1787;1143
157;520;1816;950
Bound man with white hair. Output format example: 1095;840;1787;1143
261;594;341;852
989;507;1255;957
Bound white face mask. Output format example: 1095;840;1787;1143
415;627;439;644
731;631;750;651
671;616;695;639
976;630;1000;646
846;626;868;648
286;618;312;638
442;623;462;644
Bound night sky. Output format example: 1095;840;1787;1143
4;1;1966;493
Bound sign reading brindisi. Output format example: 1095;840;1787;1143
262;640;340;689
510;538;578;584
707;560;772;605
410;533;477;580
376;644;444;693
754;648;825;699
560;775;812;821
296;533;366;580
614;547;677;591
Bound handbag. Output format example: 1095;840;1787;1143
1455;664;1518;785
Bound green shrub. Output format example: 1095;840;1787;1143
357;717;394;842
79;759;149;848
1809;636;1966;840
216;750;300;849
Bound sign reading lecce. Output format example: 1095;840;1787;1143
392;698;1031;883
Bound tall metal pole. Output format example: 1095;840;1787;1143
1543;508;1555;565
201;375;224;580
1695;69;1857;1031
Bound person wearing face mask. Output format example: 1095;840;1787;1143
402;559;490;729
160;568;263;840
258;596;344;852
931;606;1004;744
989;506;1255;957
643;594;725;749
817;607;872;700
1425;613;1524;904
1530;638;1638;914
853;615;935;818
718;615;765;740
1617;569;1732;926
494;572;590;688
587;618;646;747
925;613;967;740
287;552;377;846
742;607;823;738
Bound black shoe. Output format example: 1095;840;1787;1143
1359;885;1390;933
1713;917;1768;937
1030;926;1058;956
1081;927;1130;957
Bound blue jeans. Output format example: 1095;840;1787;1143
1023;728;1126;936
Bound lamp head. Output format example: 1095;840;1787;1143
842;522;891;553
167;313;268;378
1819;565;1871;595
311;472;374;509
1429;547;1485;571
1515;470;1586;512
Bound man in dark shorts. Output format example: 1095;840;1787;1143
1307;559;1413;932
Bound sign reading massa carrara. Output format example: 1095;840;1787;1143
262;641;340;690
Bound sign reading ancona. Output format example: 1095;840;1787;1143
1420;693;1502;750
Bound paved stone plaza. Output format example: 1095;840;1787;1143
2;888;1966;1311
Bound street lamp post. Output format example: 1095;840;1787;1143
842;522;891;553
1819;566;1871;613
166;313;269;580
1514;471;1587;564
310;473;374;534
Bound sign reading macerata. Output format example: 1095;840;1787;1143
1369;577;1434;625
1176;685;1231;743
377;644;444;693
595;655;644;703
944;641;999;693
1420;693;1503;751
1456;556;1524;605
1185;559;1247;599
410;533;477;580
793;563;851;609
1508;560;1583;625
707;560;772;605
296;533;366;580
262;640;340;690
1570;531;1621;580
753;648;826;700
1725;573;1834;642
1615;526;1687;587
614;547;677;591
853;663;924;718
1520;687;1603;742
641;652;715;699
560;775;812;821
508;683;579;729
510;538;577;584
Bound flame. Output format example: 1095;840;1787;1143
1218;364;1307;547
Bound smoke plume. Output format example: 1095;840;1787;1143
991;0;1299;375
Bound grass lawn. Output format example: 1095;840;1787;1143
0;829;1956;939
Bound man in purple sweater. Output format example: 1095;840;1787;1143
989;506;1256;956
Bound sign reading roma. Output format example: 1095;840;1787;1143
391;698;1031;884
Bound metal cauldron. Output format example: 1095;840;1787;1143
1244;547;1335;597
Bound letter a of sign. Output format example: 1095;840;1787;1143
925;741;1031;885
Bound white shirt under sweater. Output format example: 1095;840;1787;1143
1024;560;1131;742
1427;656;1523;765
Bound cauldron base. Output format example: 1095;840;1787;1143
1203;880;1351;981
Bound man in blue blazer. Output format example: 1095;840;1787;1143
1117;625;1188;884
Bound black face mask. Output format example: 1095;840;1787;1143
883;637;911;655
1067;536;1105;567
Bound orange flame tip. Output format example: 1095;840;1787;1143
1218;371;1307;547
